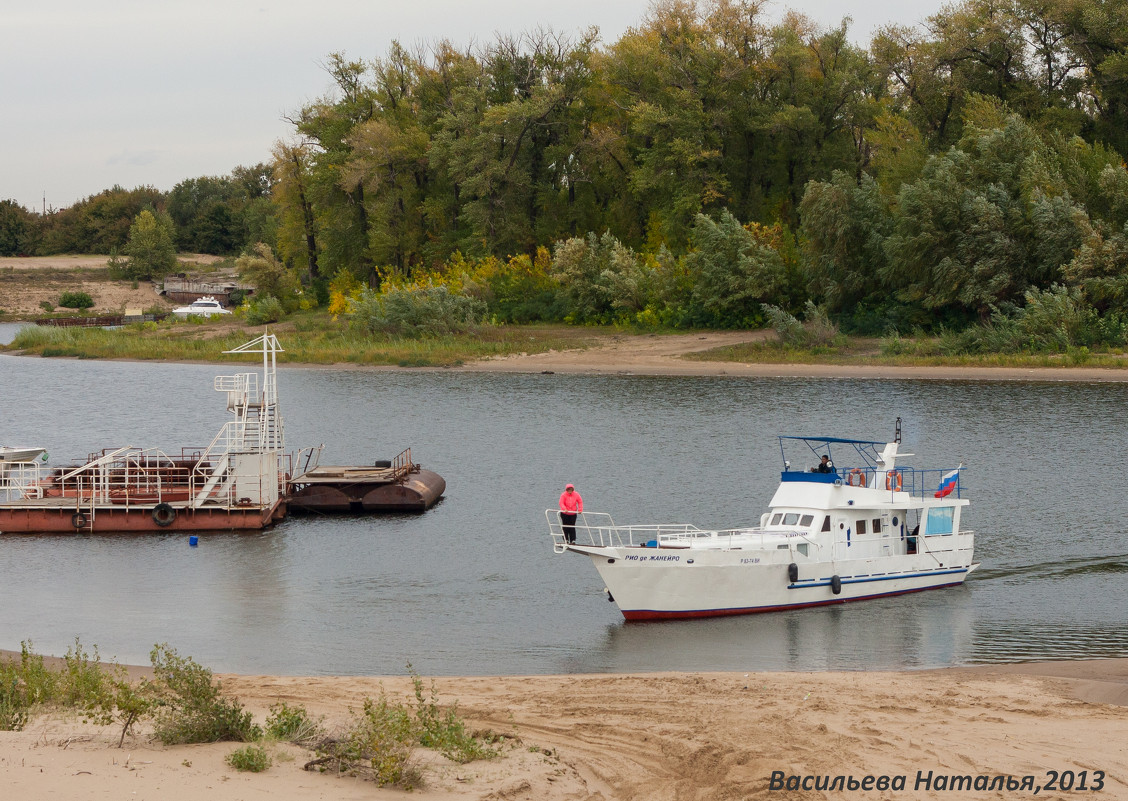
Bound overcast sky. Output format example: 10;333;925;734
2;0;944;213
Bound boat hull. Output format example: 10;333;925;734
0;501;285;534
574;544;976;620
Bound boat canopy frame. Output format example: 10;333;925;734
778;435;886;471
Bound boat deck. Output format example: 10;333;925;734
291;465;405;485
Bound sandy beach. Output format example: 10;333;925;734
2;659;1127;800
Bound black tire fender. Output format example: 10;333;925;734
71;512;87;529
152;503;177;528
830;575;842;595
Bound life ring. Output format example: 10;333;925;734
152;503;177;528
885;470;903;491
847;469;865;487
71;512;87;529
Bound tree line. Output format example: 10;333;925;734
3;0;1128;340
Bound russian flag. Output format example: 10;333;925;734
934;467;960;498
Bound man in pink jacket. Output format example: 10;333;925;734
559;483;583;544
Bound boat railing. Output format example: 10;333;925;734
296;445;324;475
392;447;414;480
215;373;259;412
545;510;824;556
0;460;52;501
821;465;965;499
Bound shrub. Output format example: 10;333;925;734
0;639;152;746
266;701;323;745
108;672;154;747
243;296;285;326
412;673;500;763
16;640;58;705
39;300;55;313
59;291;94;310
226;744;273;772
762;301;841;348
237;244;301;311
309;692;421;788
148;644;260;744
551;232;650;324
0;670;29;731
349;285;486;338
60;637;112;709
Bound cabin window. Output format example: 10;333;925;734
796;543;809;557
783;513;800;525
822;516;831;532
924;507;955;535
872;518;882;533
771;513;783;525
857;519;868;535
799;514;813;527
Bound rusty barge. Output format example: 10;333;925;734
0;334;444;534
289;447;445;513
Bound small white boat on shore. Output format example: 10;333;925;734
172;296;231;318
0;446;46;464
547;420;976;620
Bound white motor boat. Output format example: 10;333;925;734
0;446;47;479
171;296;232;318
547;420;976;620
0;446;46;464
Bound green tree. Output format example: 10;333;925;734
684;209;786;327
799;171;893;315
551;230;650;323
883;104;1086;317
0;199;32;256
237;243;302;309
123;209;177;280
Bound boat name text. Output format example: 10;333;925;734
622;554;681;562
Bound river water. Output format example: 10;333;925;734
1;342;1127;676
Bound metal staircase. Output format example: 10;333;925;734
190;333;286;508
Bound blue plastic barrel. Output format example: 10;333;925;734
189;535;199;547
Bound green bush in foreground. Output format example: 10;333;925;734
226;743;273;772
306;668;502;788
266;701;324;745
149;643;260;744
0;672;29;731
411;673;501;763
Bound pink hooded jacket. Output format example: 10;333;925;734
559;487;583;513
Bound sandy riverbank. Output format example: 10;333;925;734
2;659;1127;800
456;330;1128;381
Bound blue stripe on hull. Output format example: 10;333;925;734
788;567;969;590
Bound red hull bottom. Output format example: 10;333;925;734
619;581;964;621
0;502;285;534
